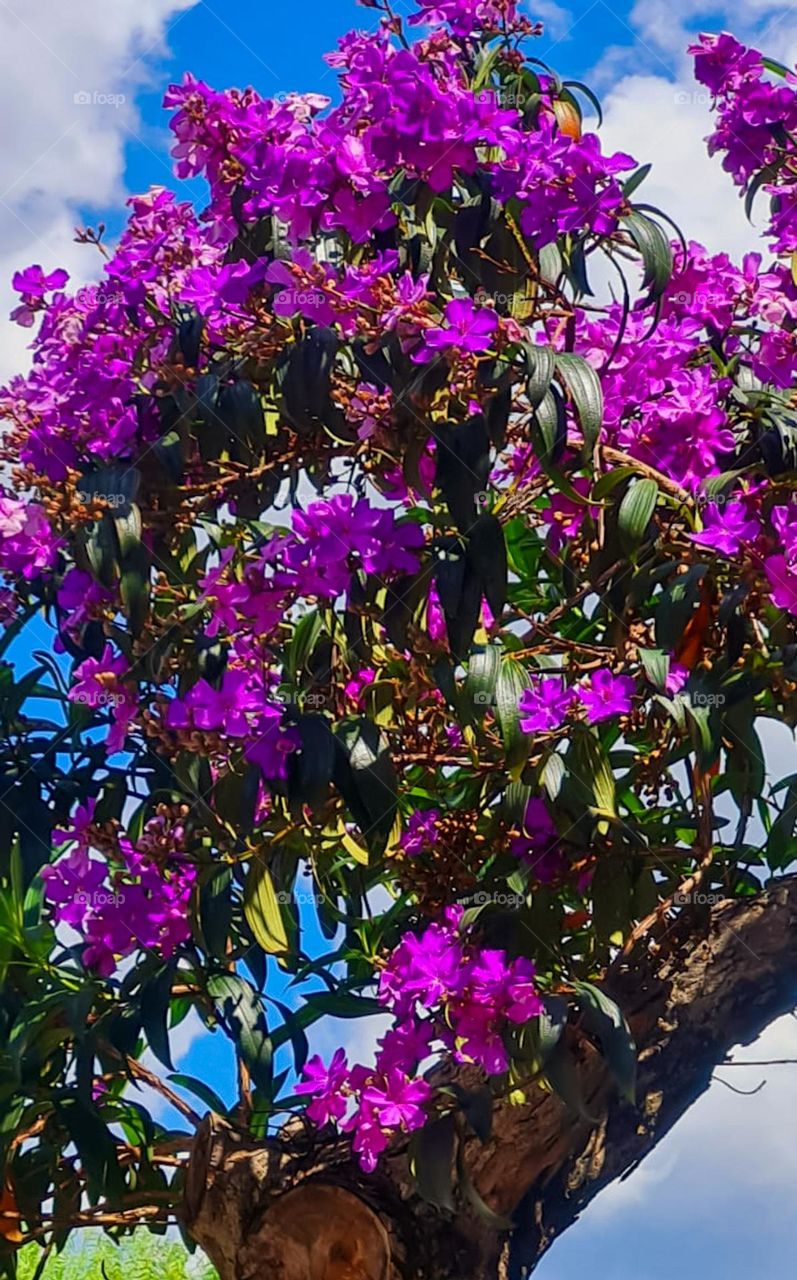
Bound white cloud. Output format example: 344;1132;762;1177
590;2;797;260
0;0;197;382
583;1013;797;1235
600;73;761;258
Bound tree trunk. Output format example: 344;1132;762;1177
183;878;797;1280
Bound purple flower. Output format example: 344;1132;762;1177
295;1049;350;1127
0;496;60;580
376;1020;434;1074
166;669;261;737
360;1069;431;1131
415;298;498;362
578;670;635;723
400;809;441;857
766;555;797;616
10;264;69;326
347;1104;392;1173
518;677;575;734
690;501;760;556
664;661;690;696
53;799;97;851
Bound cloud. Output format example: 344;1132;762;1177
0;0;197;382
600;73;762;258
587;2;797;260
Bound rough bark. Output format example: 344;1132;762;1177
183;878;797;1280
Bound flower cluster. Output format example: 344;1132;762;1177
0;494;60;580
297;907;542;1169
42;802;196;975
690;32;797;254
518;669;635;735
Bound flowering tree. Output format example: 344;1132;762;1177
1;3;797;1277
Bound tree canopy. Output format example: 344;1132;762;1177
0;2;796;1276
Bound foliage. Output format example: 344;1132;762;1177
16;1232;216;1280
0;0;795;1262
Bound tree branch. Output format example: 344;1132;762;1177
181;877;797;1280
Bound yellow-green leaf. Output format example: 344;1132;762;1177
244;860;289;953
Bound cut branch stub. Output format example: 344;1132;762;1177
184;1115;392;1280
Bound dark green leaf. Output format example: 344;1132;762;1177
207;974;273;1095
574;980;636;1103
555;353;603;459
618;479;658;552
414;1114;457;1213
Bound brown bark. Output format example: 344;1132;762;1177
183;877;797;1280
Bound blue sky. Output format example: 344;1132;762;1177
2;0;797;1274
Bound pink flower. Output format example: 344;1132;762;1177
295;1049;350;1127
360;1069;431;1131
415;298;498;362
690;501;760;556
766;555;797;615
10;264;69;326
518;677;576;734
400;809;441;857
578;670;635;723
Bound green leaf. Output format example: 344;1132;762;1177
84;513;118;589
303;991;383;1019
467;514;507;619
531;385;567;465
540;752;566;801
555;353;603;458
573;981;637;1103
537;993;569;1063
207;973;273;1094
119;542;151;638
622;210;673;300
622;163;652;199
333;718;397;850
590;465;637;501
413;1114;457;1213
524;342;555;410
288;714;336;810
141;965;175;1071
639;648;669;691
464;643;501;718
167;1073;228;1116
563;79;603;125
768;774;797;869
287;610;324;683
495;658;531;769
618;478;658;552
572;729;617;818
244;860;290;954
56;1098;124;1204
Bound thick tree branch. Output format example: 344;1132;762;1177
183;878;797;1280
